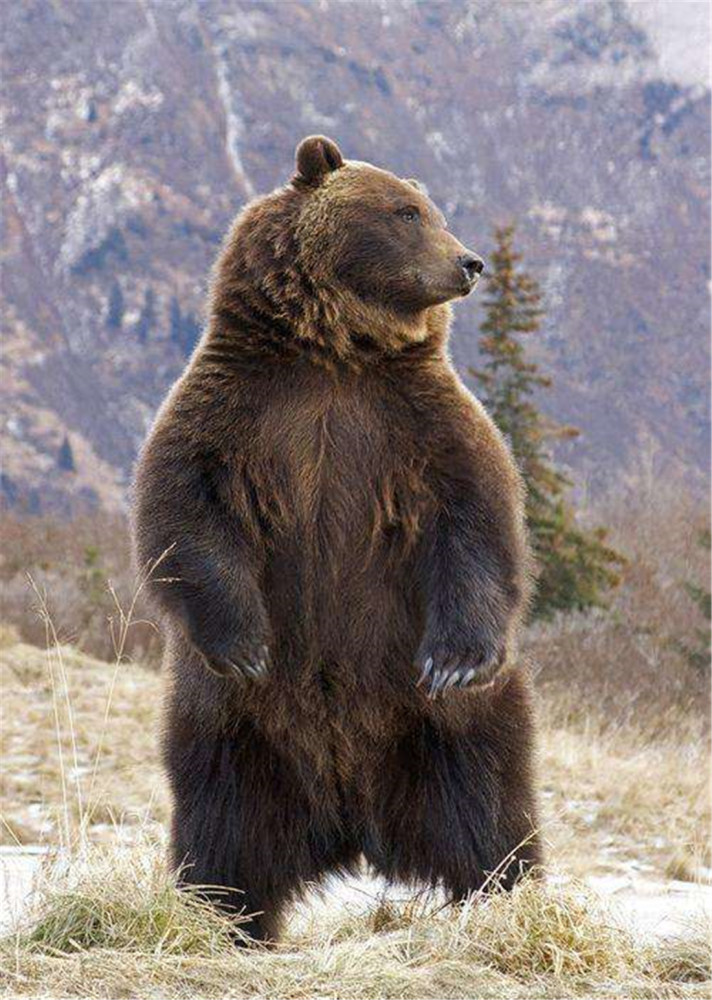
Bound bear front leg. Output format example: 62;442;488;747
415;512;520;698
170;552;272;684
415;455;529;699
133;438;271;684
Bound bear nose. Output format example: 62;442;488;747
458;254;485;283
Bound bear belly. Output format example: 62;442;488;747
264;519;421;671
251;392;430;683
236;392;433;790
243;485;426;794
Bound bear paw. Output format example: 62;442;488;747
415;634;506;699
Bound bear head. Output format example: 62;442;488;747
211;135;484;359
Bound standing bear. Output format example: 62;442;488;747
133;136;541;941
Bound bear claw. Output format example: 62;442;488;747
443;670;461;692
201;643;271;684
416;643;505;699
458;667;478;688
416;657;434;687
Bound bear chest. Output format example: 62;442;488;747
245;388;432;559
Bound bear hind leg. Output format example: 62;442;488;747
165;713;357;942
365;689;541;900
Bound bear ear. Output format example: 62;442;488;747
405;178;428;196
294;135;344;188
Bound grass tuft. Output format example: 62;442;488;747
647;924;712;985
448;876;638;982
16;841;242;958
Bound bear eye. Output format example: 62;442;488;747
396;206;421;224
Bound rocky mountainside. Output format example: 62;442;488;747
1;0;709;514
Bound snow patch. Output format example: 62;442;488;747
426;131;455;162
529;201;568;241
580;206;617;242
58;164;153;274
5;416;24;440
215;54;255;198
114;80;164;116
625;0;709;88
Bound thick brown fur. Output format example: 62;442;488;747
133;136;541;942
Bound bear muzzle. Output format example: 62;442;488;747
458;253;485;290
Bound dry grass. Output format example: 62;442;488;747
6;839;243;957
1;639;168;846
0;555;171;848
537;710;710;881
0;840;709;999
0;630;709;998
0;512;159;663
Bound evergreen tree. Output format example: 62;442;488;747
169;294;201;356
470;224;623;619
169;295;182;343
57;434;75;473
135;288;155;344
106;280;124;330
675;528;711;674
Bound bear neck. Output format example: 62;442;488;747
207;190;452;369
290;283;451;361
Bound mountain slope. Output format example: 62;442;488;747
1;0;709;513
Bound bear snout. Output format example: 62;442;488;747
458;253;485;287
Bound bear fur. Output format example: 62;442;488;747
133;136;541;941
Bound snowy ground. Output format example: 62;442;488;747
2;845;710;942
0;847;46;933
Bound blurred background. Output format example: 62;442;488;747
0;1;710;940
2;0;709;512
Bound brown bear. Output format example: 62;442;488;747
133;135;540;942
